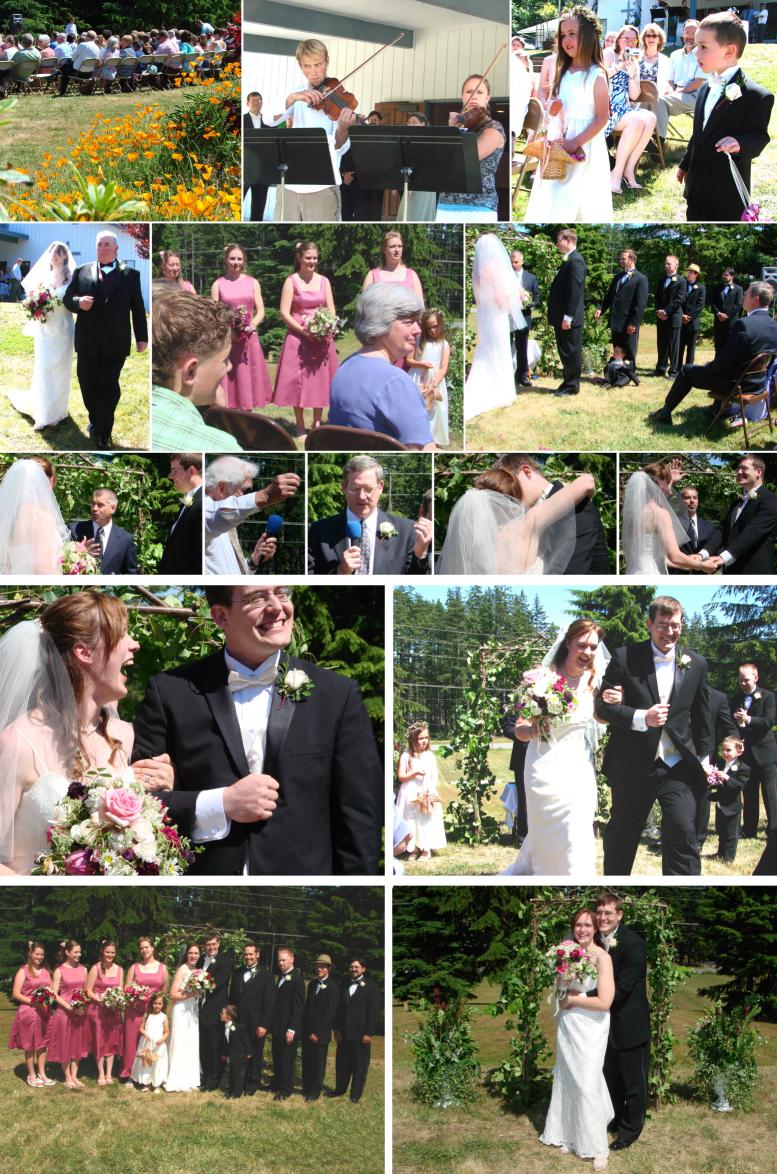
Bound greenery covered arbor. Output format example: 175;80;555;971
307;451;432;523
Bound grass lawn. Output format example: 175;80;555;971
393;973;777;1174
512;47;777;224
464;325;771;452
0;996;384;1174
0;304;149;451
398;746;767;878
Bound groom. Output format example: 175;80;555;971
595;595;711;875
63;230;147;448
131;584;382;876
547;228;586;397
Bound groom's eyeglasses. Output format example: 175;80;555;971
240;588;292;611
652;621;681;633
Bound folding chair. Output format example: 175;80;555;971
705;351;776;447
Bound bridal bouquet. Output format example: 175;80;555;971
124;983;151;1006
545;940;598;992
183;969;216;997
231;304;253;341
59;540;100;576
23;285;62;325
30;987;56;1011
302;306;346;340
101;986;128;1013
514;667;578;738
31;767;198;877
69;988;89;1013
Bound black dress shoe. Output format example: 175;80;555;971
649;408;673;425
272;1092;289;1101
554;388;579;396
518;379;532;388
611;1137;636;1151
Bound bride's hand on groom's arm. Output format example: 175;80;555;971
599;687;623;707
133;753;174;792
222;773;279;823
514;717;537;742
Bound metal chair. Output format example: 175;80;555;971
9;54;40;94
30;58;59;92
0;59;14;95
203;407;299;451
304;424;409;451
705;351;776;447
161;52;185;86
71;57;99;94
115;55;140;91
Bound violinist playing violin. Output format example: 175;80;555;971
436;74;506;223
277;37;357;222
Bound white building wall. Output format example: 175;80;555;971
0;223;150;307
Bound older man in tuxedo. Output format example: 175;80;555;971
698;455;777;575
308;455;431;575
510;249;540;387
131;584;382;876
730;662;777;842
228;941;275;1094
548;229;586;396
595;249;649;370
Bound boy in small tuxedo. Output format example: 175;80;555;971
707;735;750;863
219;1005;253;1099
677;14;773;222
602;345;641;388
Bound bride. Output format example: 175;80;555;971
540;906;614;1169
622;463;704;574
6;241;76;430
0;457;70;573
465;233;525;421
165;943;203;1093
437;467;594;575
500;619;614;876
0;591;174;874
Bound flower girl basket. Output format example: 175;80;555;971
523;99;583;181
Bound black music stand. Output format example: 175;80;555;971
244;128;336;220
345;125;482;222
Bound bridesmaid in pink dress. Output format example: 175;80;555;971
362;231;425;369
273;239;339;437
86;940;124;1085
8;941;56;1087
211;243;273;411
157;249;196;294
120;936;169;1080
48;939;90;1088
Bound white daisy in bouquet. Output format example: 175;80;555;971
100;986;128;1013
183;969;216;997
124;982;151;1006
30;987;57;1011
32;767;197;877
59;540;100;575
513;666;578;739
302;306;346;340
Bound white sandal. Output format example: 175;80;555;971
593;1156;608;1171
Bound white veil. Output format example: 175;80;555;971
0;460;70;574
0;620;79;868
471;234;526;330
622;471;689;575
437;487;576;575
21;241;76;296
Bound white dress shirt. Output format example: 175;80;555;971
204;492;261;574
630;643;681;766
703;65;739;127
285;99;348;193
667;46;706;89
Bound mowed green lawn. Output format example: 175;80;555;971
0;996;384;1174
399;745;767;878
512;47;777;224
0;303;149;450
464;324;771;452
394;973;777;1174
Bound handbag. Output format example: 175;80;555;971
727;154;760;222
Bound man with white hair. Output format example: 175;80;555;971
58;28;100;94
308;454;432;575
37;34;56;59
205;456;300;574
63;229;148;447
53;32;74;61
656;20;707;140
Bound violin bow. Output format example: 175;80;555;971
322;31;405;99
459;42;506;117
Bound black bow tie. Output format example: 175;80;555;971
100;262;117;273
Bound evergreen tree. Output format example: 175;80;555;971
695;888;777;1020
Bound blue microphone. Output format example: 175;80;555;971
346;519;362;545
265;514;283;538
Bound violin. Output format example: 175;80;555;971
314;78;367;124
454;105;492;132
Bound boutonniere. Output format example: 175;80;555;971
748;488;759;501
276;664;313;703
225;1022;234;1033
671;275;677;282
725;82;743;103
609;936;618;950
359;980;366;988
678;654;692;671
182;492;194;507
754;691;762;700
378;522;398;541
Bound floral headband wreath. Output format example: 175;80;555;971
560;5;603;40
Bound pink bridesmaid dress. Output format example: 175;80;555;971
120;961;167;1078
88;968;123;1058
273;274;339;408
47;964;90;1063
216;275;273;410
8;968;53;1051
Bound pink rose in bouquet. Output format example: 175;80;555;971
101;787;144;827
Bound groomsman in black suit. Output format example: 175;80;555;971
302;953;341;1101
228;942;275;1094
510;249;540;387
698;455;777;575
711;268;743;357
333;958;381;1103
595;249;649;370
650;282;777;426
270;947;305;1100
199;933;234;1091
675;485;720;570
652;255;687;378
595;895;651;1153
679;264;705;367
730;662;777;840
243;92;269;221
547;229;586;396
158;453;203;575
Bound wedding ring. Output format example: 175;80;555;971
143;773;151;786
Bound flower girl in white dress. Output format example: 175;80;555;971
131;993;170;1091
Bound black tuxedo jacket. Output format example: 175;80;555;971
546;480;610;575
711;283;743;322
680;71;773;220
708;686;738;750
502;704;528;774
683;282;705;328
199;952;233;1027
158;485;203;575
307;510;429;575
221;1021;253;1060
513;269;540;326
336;977;381;1040
63;263;147;358
271;969;305;1037
131;651;382;876
243;112;269;130
600;924;650;1051
654;274;687;325
704;310;777;395
69;520;138;574
729;686;777;766
302;978;340;1042
229;965;275;1036
595;640;710;786
548;251;586;328
710;485;777;575
708;756;749;815
600;269;648;334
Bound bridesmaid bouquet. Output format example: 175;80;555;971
59;540;100;576
70;988;89;1013
183;970;216;997
30;988;57;1011
31;767;198;877
231;304;253;341
23;285;62;325
101;987;128;1012
303;306;346;340
545;940;598;992
124;983;151;1006
514;667;578;739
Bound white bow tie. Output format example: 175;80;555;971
653;652;675;664
227;663;277;693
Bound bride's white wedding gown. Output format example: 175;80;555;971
464;301;520;421
7;287;75;429
165;980;201;1092
541;973;613;1159
500;688;597;876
